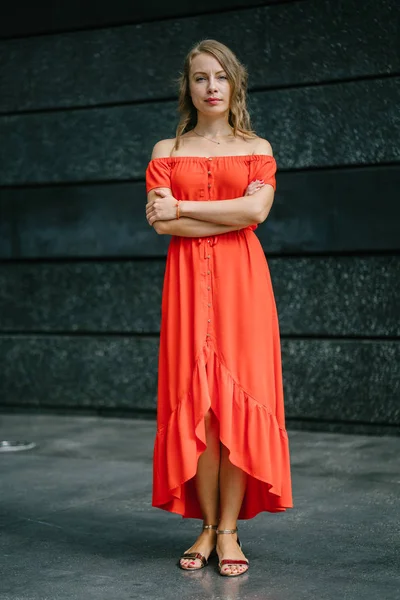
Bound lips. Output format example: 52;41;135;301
206;98;221;104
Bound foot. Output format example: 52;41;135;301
216;530;249;576
179;527;217;570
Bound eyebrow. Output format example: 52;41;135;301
192;70;226;76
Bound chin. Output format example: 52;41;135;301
200;104;227;114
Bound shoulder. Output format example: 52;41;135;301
151;138;176;159
251;136;274;157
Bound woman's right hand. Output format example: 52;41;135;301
245;179;265;196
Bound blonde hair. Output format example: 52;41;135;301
173;39;257;151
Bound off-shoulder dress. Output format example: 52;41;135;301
145;154;293;519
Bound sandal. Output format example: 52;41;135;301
178;524;218;571
216;528;249;577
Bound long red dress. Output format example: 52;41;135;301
145;154;293;519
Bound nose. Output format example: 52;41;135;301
207;78;218;93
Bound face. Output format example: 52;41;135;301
189;53;231;115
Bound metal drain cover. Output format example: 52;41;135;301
0;441;36;452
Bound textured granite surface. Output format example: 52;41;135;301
249;77;400;170
0;199;12;258
0;0;271;39
0;182;171;258
1;77;399;185
0;0;397;111
1;415;399;599
0;336;398;425
270;255;400;337
0;336;159;411
0;256;398;337
281;339;400;424
0;261;164;334
1;164;399;259
258;164;400;254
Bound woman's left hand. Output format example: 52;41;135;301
146;190;177;226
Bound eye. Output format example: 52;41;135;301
194;75;227;82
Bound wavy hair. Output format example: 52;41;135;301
173;39;256;151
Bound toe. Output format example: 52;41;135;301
224;566;233;575
181;558;201;569
181;559;190;568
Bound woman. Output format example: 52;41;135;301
145;39;293;577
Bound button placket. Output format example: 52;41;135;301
206;241;212;338
207;159;213;194
202;158;216;342
199;234;216;343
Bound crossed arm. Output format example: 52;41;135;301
146;138;274;237
146;182;275;237
152;214;243;237
145;137;275;236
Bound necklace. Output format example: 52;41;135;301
193;128;232;145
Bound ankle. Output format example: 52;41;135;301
201;528;217;537
217;524;238;532
202;522;218;531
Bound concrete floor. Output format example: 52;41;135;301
0;414;399;600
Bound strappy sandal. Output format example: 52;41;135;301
178;524;218;571
216;527;249;577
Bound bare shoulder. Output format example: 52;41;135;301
151;138;176;159
251;136;274;157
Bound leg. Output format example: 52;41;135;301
216;442;249;575
180;409;220;569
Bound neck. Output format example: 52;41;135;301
195;113;233;137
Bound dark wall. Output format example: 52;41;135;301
0;0;399;432
0;0;278;39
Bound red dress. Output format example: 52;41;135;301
145;154;293;519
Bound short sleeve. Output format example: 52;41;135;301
145;158;172;193
250;155;277;191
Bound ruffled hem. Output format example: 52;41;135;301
152;344;293;519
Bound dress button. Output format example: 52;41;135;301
207;270;211;274
208;319;211;323
208;303;211;307
207;240;210;243
207;255;211;258
208;184;211;188
208;170;211;175
208;157;213;161
207;286;211;290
